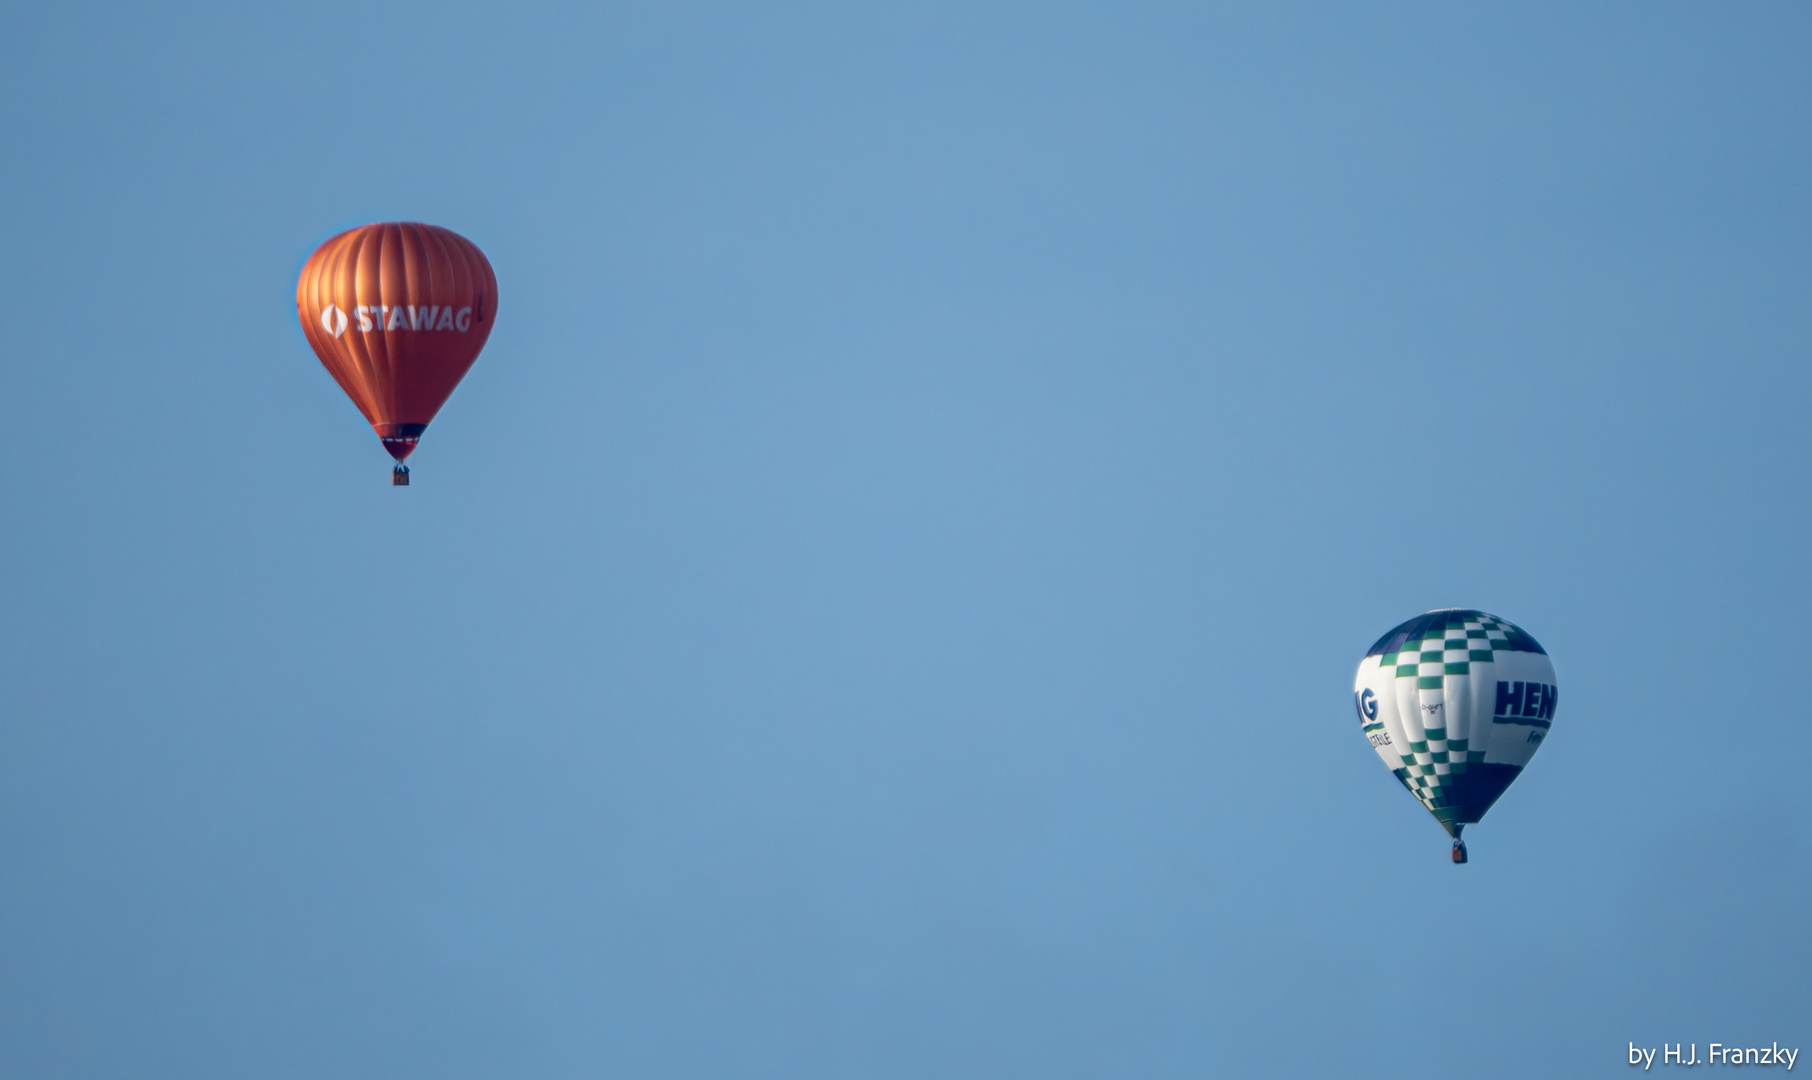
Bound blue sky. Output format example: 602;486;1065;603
2;3;1808;1077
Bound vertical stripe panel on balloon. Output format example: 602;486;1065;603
324;232;373;422
1394;663;1425;751
318;234;347;405
419;224;455;422
303;234;355;421
1444;668;1469;765
1404;633;1439;811
380;224;407;421
363;225;389;420
1417;679;1444;782
428;227;467;419
295;250;329;402
416;224;449;347
1365;658;1412;780
1458;653;1485;763
352;229;387;420
415;224;455;421
342;230;382;424
1446;665;1471;769
395;224;425;420
1390;662;1425;805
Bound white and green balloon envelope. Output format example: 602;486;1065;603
1353;609;1556;837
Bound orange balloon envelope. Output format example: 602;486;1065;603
296;223;497;473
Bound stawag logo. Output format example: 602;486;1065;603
319;303;474;339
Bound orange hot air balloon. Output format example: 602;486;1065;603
296;223;498;484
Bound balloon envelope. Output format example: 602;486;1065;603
1352;609;1556;836
296;222;497;461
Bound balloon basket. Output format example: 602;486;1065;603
1451;840;1468;864
392;465;410;486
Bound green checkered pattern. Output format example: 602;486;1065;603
1378;613;1524;813
1375;612;1524;689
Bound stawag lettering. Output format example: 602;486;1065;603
319;304;471;338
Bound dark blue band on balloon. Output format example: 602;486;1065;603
1394;762;1525;834
1365;608;1547;658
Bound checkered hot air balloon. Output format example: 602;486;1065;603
1353;609;1556;863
